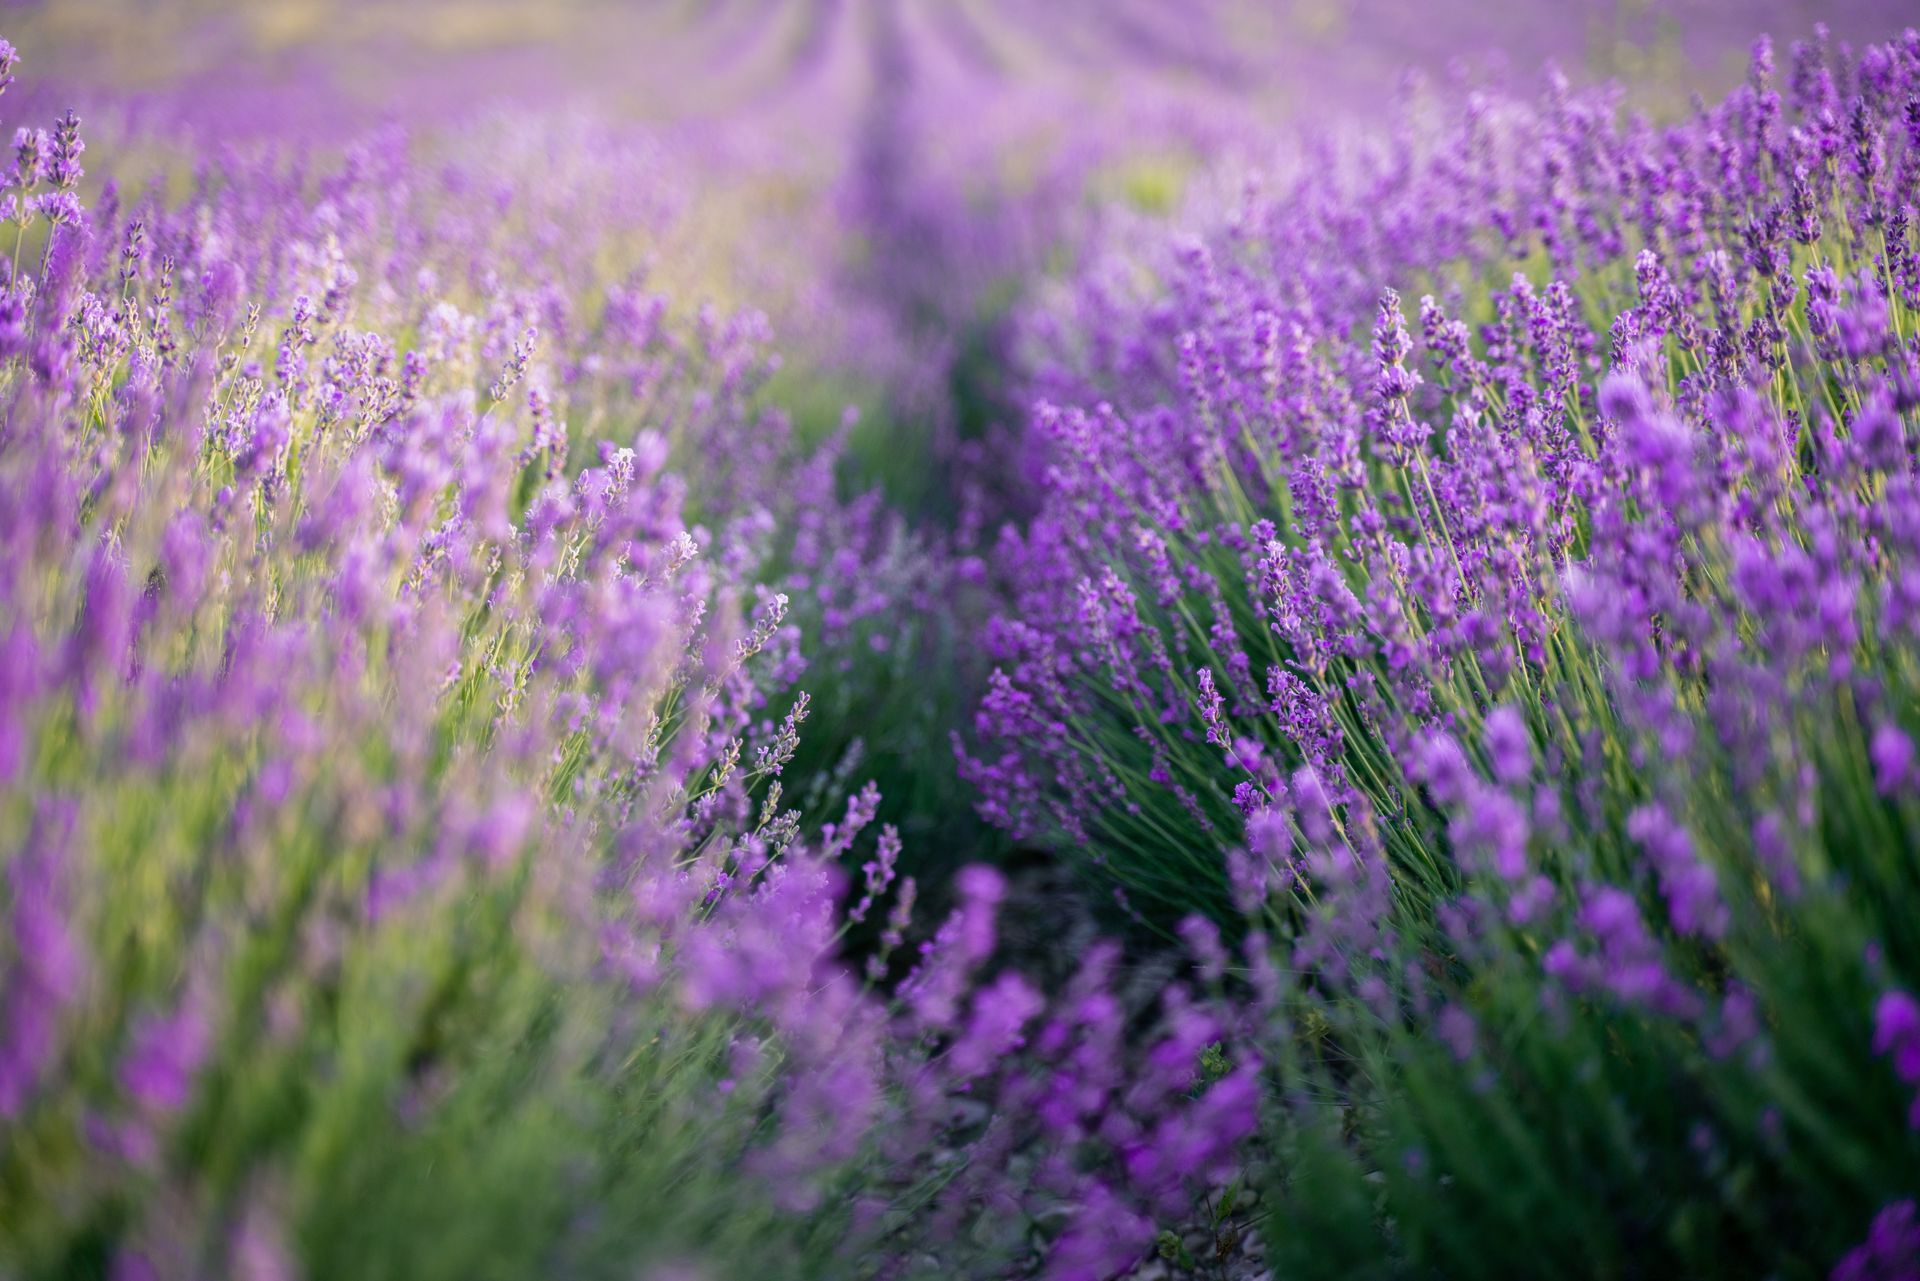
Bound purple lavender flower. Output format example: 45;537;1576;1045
47;110;81;191
1483;707;1533;787
121;989;211;1116
1833;1200;1920;1281
1871;725;1917;796
0;801;83;1116
1872;990;1920;1120
1627;804;1727;940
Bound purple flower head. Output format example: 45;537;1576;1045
946;972;1044;1081
1194;666;1228;748
1871;725;1916;797
1290;766;1335;845
121;991;212;1115
1627;804;1726;940
1551;886;1701;1020
1373;287;1424;444
1452;787;1530;883
1601;370;1698;510
1435;1003;1477;1062
847;823;903;926
48;110;82;191
1833;1200;1920;1281
29;189;81;226
13;126;45;187
1872;990;1920;1084
1417;731;1473;806
0;800;84;1116
1853;394;1907;473
1482;706;1532;787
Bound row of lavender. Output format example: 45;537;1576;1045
0;41;1265;1281
12;6;1920;1279
972;23;1920;1276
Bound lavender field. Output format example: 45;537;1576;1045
4;2;1920;1277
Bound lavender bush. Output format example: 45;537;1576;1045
974;19;1920;1276
0;24;1281;1278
